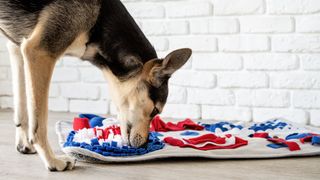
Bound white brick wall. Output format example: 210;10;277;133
1;0;320;126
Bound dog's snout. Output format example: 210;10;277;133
122;117;151;148
129;133;148;148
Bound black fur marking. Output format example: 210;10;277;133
150;107;160;118
16;144;36;154
147;79;169;105
15;123;21;128
126;122;132;145
0;27;19;44
0;0;54;43
33;123;38;135
0;0;53;12
127;122;132;135
1;0;157;80
48;167;57;172
63;161;71;171
86;0;157;80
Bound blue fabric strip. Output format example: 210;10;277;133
267;143;287;149
202;122;243;133
312;136;320;145
180;131;200;136
78;114;106;128
79;114;102;119
64;130;165;157
249;119;288;132
286;133;310;140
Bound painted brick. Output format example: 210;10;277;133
166;2;213;18
70;100;108;114
267;0;320;14
240;17;293;33
161;104;201;119
272;35;320;52
244;54;298;70
310;110;320;126
193;53;242;70
0;97;13;109
149;37;169;51
124;3;165;18
142;20;189;35
0;36;7;52
190;18;239;34
296;16;320;33
0;52;10;66
0;81;12;96
62;56;91;67
202;106;251;121
188;89;235;105
60;83;100;100
100;84;112;100
219;36;269;52
0;67;7;80
79;67;105;83
52;68;79;82
236;90;290;108
49;98;68;112
214;0;264;15
293;91;320;108
170;70;216;88
170;36;217;52
49;84;60;98
167;86;187;104
301;54;320;70
270;72;320;89
218;72;268;88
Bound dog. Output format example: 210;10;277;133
0;0;192;171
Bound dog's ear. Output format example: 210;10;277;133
150;48;192;87
162;48;192;75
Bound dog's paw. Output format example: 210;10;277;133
15;128;37;154
16;143;37;154
47;155;76;172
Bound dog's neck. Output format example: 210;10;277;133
83;0;157;81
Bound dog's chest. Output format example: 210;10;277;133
65;33;91;58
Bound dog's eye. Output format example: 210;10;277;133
150;107;160;117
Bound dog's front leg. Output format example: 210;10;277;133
7;41;36;154
118;111;130;145
21;38;75;171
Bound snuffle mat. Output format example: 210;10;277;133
56;114;320;163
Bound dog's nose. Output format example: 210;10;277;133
129;133;148;148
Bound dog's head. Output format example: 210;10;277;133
103;48;192;147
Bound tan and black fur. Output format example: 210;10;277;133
0;0;192;171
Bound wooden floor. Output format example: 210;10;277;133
0;110;319;180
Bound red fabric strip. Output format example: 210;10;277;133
252;132;270;138
251;132;301;151
299;133;320;143
150;116;204;132
183;134;226;145
164;134;248;151
267;138;301;151
73;117;90;131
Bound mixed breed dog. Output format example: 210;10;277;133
0;0;192;171
1;0;320;172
